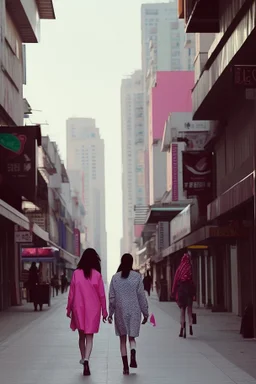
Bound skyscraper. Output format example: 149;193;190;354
141;2;194;76
121;71;145;255
66;118;107;281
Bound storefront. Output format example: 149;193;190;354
0;199;51;310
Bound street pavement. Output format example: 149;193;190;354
1;294;256;384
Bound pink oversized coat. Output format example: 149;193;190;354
66;269;108;334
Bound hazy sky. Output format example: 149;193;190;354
24;0;150;277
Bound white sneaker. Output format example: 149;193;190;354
79;359;84;365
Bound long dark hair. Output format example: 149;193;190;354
77;248;101;279
117;253;133;279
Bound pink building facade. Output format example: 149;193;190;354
148;71;194;204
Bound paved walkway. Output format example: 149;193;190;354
0;293;65;344
153;296;256;380
1;295;256;384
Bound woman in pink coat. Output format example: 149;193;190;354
66;248;108;376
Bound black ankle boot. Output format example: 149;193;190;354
122;356;129;375
130;349;137;368
83;360;91;376
179;327;183;337
183;322;186;339
190;325;193;336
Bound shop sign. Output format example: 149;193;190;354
172;144;178;201
0;126;41;202
183;151;212;195
170;205;191;244
209;226;247;238
15;231;33;243
21;247;56;258
74;228;80;257
15;225;33;243
233;65;256;88
180;131;209;151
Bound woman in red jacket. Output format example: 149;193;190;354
172;252;195;338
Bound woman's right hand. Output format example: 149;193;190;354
142;316;148;325
108;316;113;324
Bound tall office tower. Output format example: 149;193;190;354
141;2;194;76
121;70;145;254
66;118;107;281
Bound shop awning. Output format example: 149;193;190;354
134;205;149;225
207;173;253;221
145;202;191;224
0;199;49;242
21;247;57;263
48;240;78;268
163;224;248;257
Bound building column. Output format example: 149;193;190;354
166;257;171;301
198;255;202;307
204;252;208;307
210;253;214;307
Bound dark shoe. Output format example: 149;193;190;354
40;304;43;311
130;349;137;368
83;360;91;376
122;356;129;375
179;327;183;337
190;325;193;336
34;304;38;312
183;322;186;339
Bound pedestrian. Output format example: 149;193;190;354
66;248;108;376
27;262;42;312
61;272;68;294
52;274;60;296
172;252;196;339
108;253;149;375
143;271;152;296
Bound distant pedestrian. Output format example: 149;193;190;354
108;253;149;375
52;274;60;296
61;273;68;294
172;252;196;338
66;248;108;376
143;271;152;296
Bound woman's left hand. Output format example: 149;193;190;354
66;312;71;319
102;316;107;323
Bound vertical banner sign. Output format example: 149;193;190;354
0;126;41;202
183;151;212;196
74;228;80;257
172;144;178;201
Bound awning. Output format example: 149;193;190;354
134;205;149;225
163;224;248;257
145;201;192;224
22;257;54;263
48;240;78;268
0;199;49;242
36;0;55;19
207;173;253;221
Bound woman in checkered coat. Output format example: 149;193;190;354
108;254;149;375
